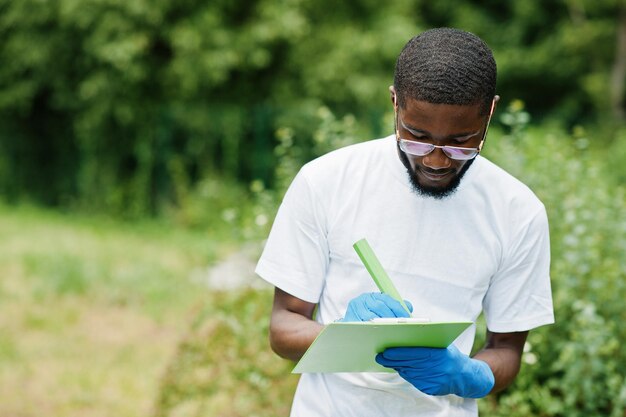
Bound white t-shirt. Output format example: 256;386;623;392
256;136;554;417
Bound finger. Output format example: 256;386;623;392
372;293;411;317
375;355;406;368
382;347;434;361
364;294;397;317
350;297;379;321
355;308;382;321
375;353;391;367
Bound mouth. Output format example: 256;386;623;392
418;167;455;183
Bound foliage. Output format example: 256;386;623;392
478;104;626;416
2;0;626;214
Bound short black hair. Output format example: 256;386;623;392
394;28;496;115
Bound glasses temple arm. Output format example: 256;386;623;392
478;99;496;152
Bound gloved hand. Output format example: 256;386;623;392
341;292;413;322
375;345;494;398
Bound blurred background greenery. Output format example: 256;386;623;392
0;0;625;416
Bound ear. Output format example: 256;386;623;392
389;85;397;109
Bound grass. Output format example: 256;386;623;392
0;204;260;417
154;289;298;417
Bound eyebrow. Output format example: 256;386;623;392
400;119;481;141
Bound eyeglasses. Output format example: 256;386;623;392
397;139;481;161
394;99;495;161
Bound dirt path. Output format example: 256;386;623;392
198;244;270;291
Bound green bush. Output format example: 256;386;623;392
478;106;626;416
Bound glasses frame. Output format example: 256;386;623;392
394;99;496;161
397;139;481;161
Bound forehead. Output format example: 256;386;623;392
399;98;484;130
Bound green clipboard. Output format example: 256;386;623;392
292;320;472;373
293;238;472;373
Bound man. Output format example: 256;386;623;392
255;28;554;416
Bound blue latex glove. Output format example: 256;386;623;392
341;293;413;322
375;345;494;398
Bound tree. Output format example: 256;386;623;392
0;0;624;213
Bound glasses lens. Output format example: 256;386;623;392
399;140;434;156
442;146;479;161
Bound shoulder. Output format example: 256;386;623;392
299;137;391;186
470;156;546;217
302;137;388;170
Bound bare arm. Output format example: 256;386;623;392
269;287;324;361
473;330;528;393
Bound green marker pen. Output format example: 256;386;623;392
353;238;412;316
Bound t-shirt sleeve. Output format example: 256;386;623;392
255;168;329;303
483;206;555;333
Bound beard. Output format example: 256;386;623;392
398;149;476;200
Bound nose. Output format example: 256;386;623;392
421;147;452;170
